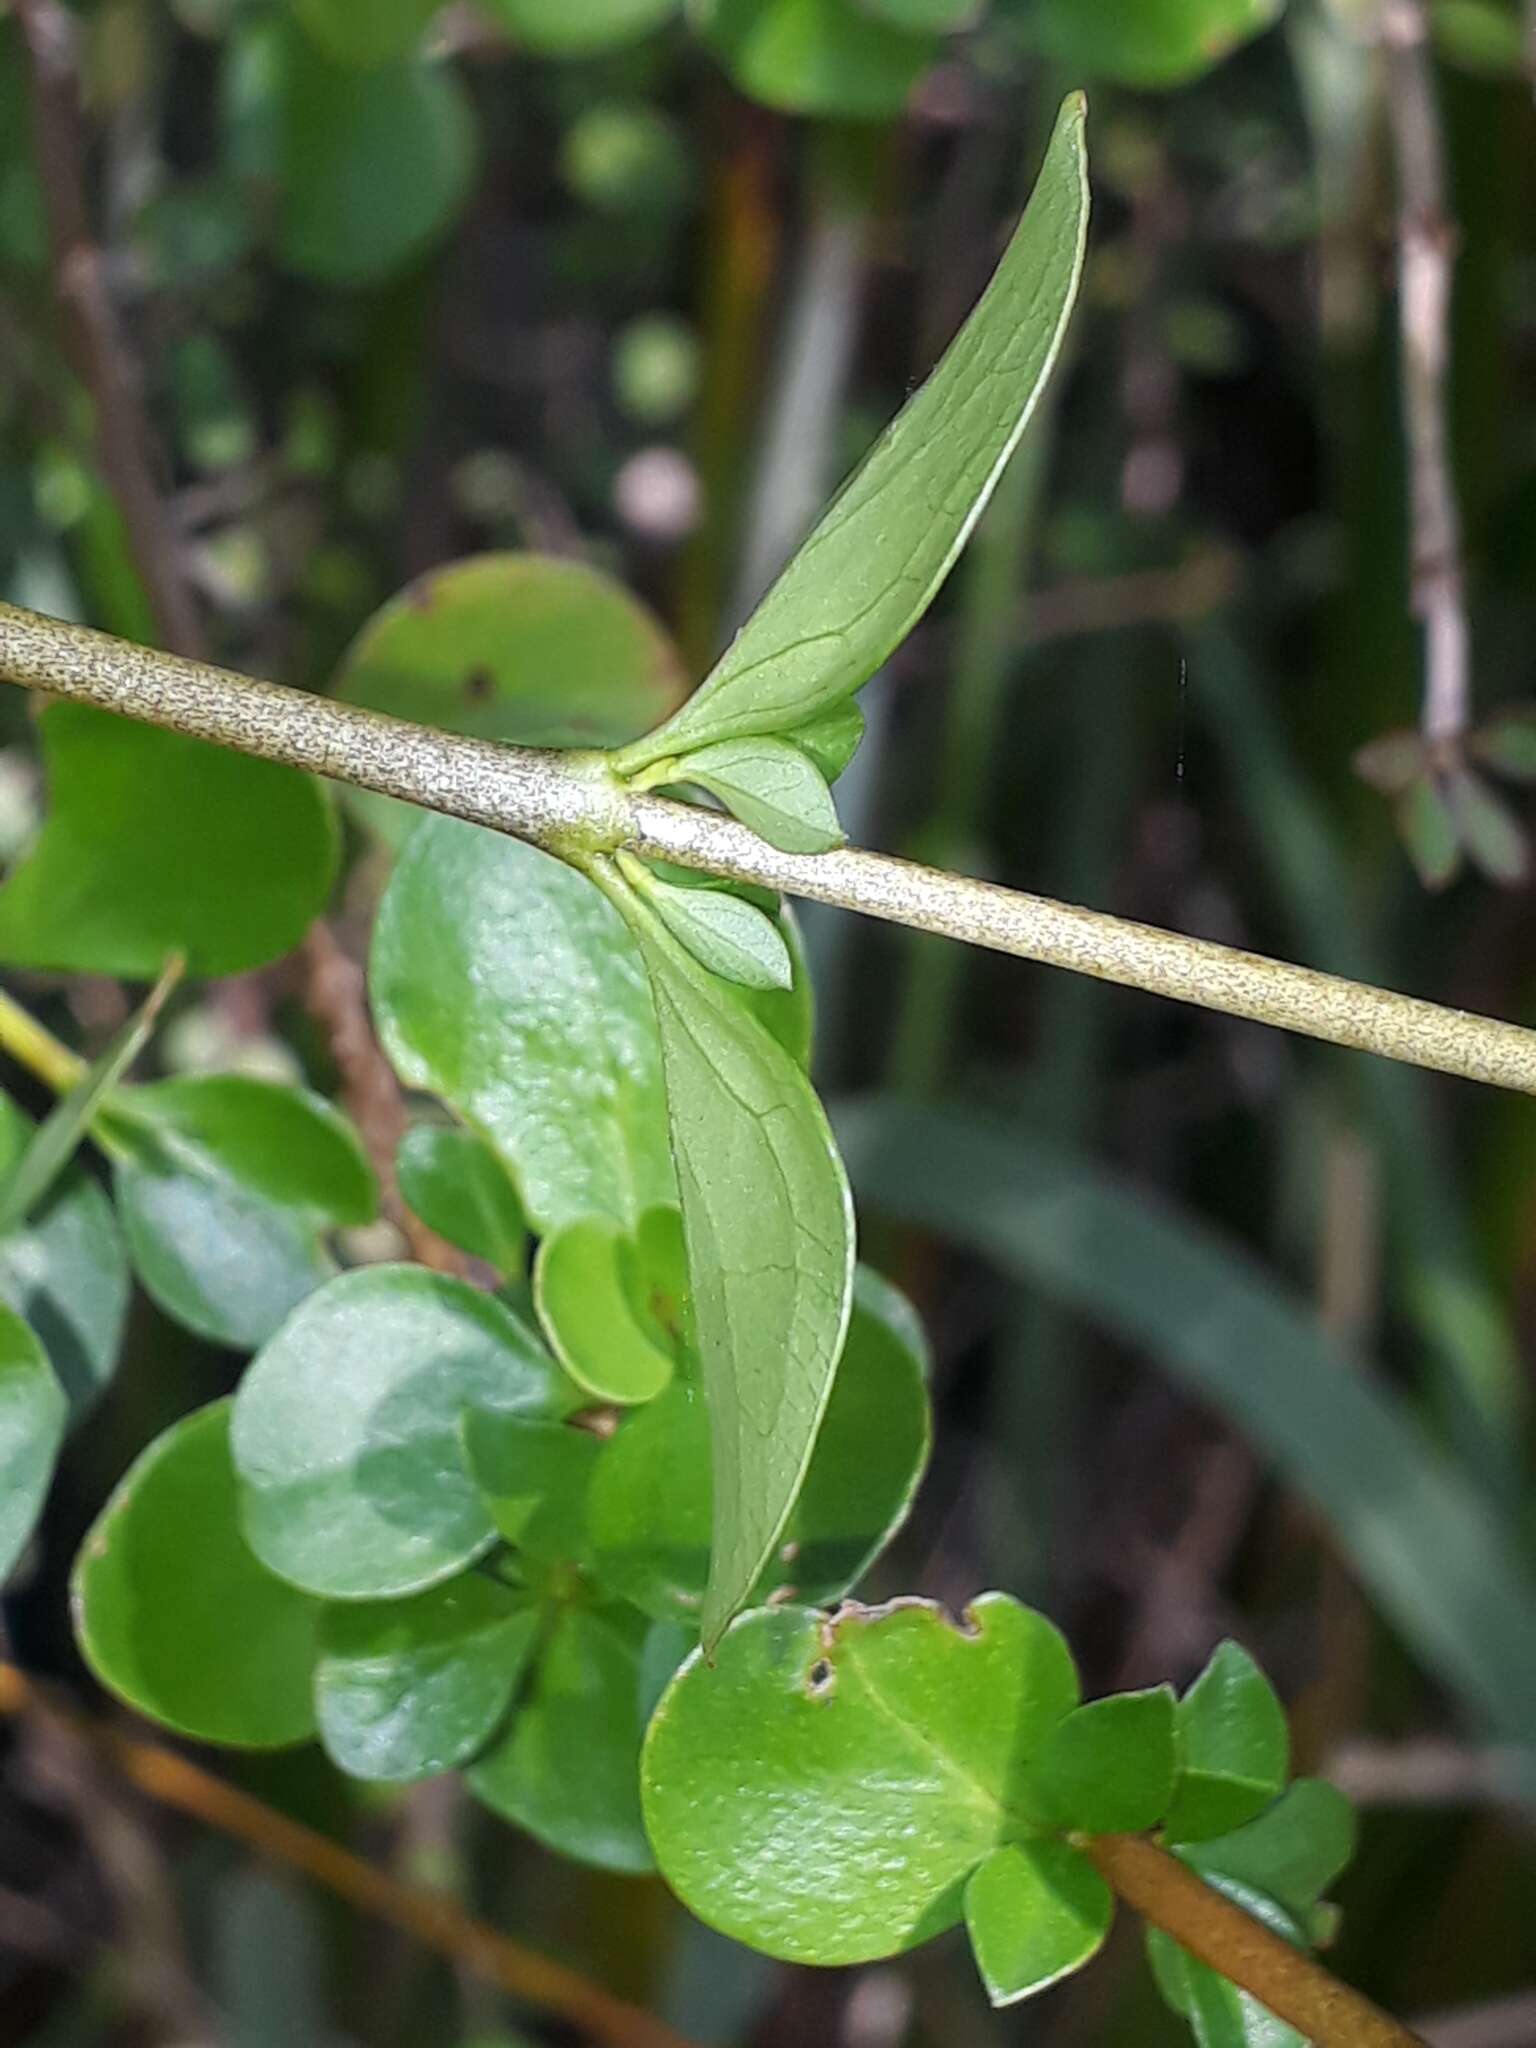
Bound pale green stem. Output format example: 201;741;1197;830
5;600;1536;1099
0;985;87;1095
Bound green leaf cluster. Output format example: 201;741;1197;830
643;1611;1351;2009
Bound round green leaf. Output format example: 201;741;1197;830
534;1215;678;1405
292;0;441;65
73;1401;321;1747
276;33;475;285
372;818;676;1234
485;0;678;53
0;1303;66;1582
1164;1641;1289;1843
641;1595;1079;1963
396;1123;527;1272
110;1078;377;1350
468;1601;653;1872
230;1266;570;1601
1031;0;1281;87
1180;1780;1356;1921
964;1842;1113;2007
1038;1686;1177;1836
0;1092;127;1417
460;1412;603;1565
0;705;337;979
332;554;687;844
314;1575;538;1782
691;0;936;119
588;1270;930;1623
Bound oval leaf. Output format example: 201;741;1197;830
276;33;475;285
641;1595;1079;1963
1180;1779;1356;1922
691;0;935;119
314;1575;538;1782
0;1303;66;1582
396;1123;527;1272
73;1401;321;1746
110;1077;377;1350
332;554;687;844
467;1600;653;1872
1038;1686;1177;1836
1164;1642;1289;1843
964;1841;1113;2007
461;1411;603;1565
230;1266;570;1600
623;861;793;993
1033;0;1281;87
372;819;676;1234
666;737;843;856
534;1215;677;1405
615;96;1088;770
0;705;336;978
608;877;855;1645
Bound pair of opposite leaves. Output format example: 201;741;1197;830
574;97;1090;1648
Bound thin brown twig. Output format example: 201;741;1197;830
1084;1833;1428;2048
299;921;468;1275
13;0;205;661
0;1663;698;2048
1379;0;1471;749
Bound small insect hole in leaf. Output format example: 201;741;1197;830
806;1658;835;1698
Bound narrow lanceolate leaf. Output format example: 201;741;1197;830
620;855;793;992
667;738;844;856
614;96;1089;772
0;958;181;1240
0;1304;66;1582
604;871;855;1647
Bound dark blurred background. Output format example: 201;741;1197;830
1;0;1535;2043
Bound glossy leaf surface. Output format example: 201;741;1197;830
964;1841;1113;2006
314;1575;538;1781
111;1078;377;1349
641;1596;1079;1962
0;1303;65;1582
333;554;686;842
0;705;335;978
614;885;854;1645
1038;1686;1177;1836
373;820;675;1233
1165;1642;1289;1842
74;1402;321;1746
0;1094;127;1416
617;97;1088;768
231;1266;570;1600
468;1599;653;1872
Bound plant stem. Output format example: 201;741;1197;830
6;600;1536;1099
0;1663;697;2048
0;986;87;1095
1084;1832;1427;2048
